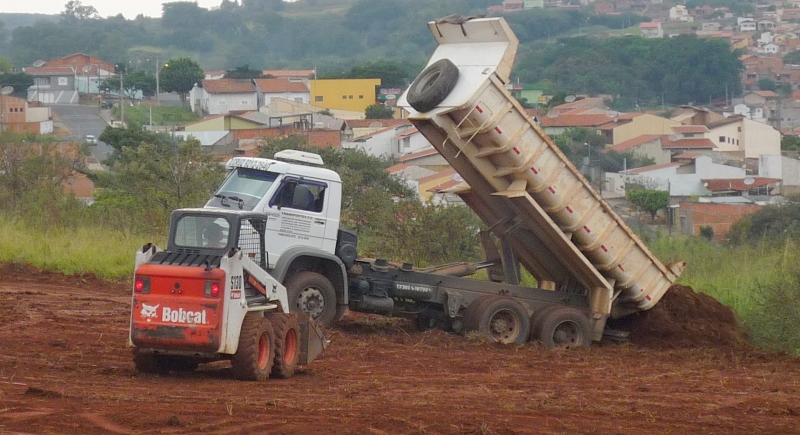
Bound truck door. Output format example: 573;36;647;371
264;177;328;268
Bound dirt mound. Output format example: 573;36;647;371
609;284;749;349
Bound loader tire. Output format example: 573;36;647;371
462;295;531;345
285;271;337;326
232;313;275;381
267;313;301;379
536;306;592;349
407;58;459;113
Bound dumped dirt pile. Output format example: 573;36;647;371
610;284;749;349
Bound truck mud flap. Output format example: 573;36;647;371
298;312;329;365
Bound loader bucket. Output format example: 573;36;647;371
298;312;329;365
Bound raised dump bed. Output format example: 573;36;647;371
399;16;684;322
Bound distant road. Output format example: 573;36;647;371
51;104;114;162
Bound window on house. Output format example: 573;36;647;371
736;139;739;145
241;100;248;105
342;95;347;99
348;95;353;99
34;77;49;85
359;95;363;99
294;97;303;103
738;127;742;132
315;96;323;102
719;136;725;142
58;77;68;86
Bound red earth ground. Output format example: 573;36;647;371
1;263;799;435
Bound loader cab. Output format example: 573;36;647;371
205;152;343;268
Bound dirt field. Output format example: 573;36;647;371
1;263;800;435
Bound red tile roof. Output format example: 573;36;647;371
702;178;781;192
253;78;308;93
418;167;457;184
347;118;410;129
398;148;439;162
396;127;419;139
673;152;703;160
604;134;663;152
672;125;709;133
753;90;778;98
538;114;613;128
202;79;255;94
660;137;715;149
386;163;410;173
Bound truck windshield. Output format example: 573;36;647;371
207;168;278;211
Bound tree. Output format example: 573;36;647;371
61;0;99;21
159;57;204;104
758;77;777;91
94;138;226;230
100;70;155;99
365;104;394;119
782;135;800;152
784;49;800;65
225;65;264;79
626;188;669;223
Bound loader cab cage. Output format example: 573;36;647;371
206;168;279;211
167;210;269;269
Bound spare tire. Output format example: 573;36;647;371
407;58;459;113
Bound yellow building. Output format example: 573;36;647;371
310;78;381;114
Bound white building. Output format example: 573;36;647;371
189;79;258;116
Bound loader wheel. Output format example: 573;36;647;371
232;313;275;381
267;313;301;379
536;307;592;349
285;271;337;326
462;295;531;344
406;58;459;113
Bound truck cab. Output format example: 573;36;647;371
205;151;343;269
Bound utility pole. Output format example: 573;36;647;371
119;69;125;127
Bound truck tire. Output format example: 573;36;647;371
232;313;275;381
285;271;337;326
536;306;592;349
529;304;560;342
335;304;348;321
462;295;531;344
267;313;301;379
406;58;459;113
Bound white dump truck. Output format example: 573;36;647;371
129;17;685;358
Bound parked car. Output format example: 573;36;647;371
85;135;97;145
100;100;114;109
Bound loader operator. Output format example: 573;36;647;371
202;223;227;249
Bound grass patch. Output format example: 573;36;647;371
0;218;159;280
113;105;198;130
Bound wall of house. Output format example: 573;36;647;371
185;117;225;132
207;93;258;115
611;115;680;144
742;118;780;157
310;79;381;113
0;95;26;124
341;128;397;157
694;155;747;179
674;202;762;242
262;92;309;107
25;106;50;123
397;133;433;156
710;122;742;154
629;139;671;165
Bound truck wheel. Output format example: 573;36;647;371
267;313;301;379
536;307;592;349
406;58;459;113
133;351;169;375
232;313;275;381
335;304;348;321
462;295;531;344
285;271;337;326
529;304;560;341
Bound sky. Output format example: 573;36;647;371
4;0;236;19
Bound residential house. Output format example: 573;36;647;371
342;122;422;157
189;79;258;116
310;78;381;114
738;18;756;32
253;78;309;108
757;31;773;47
669;5;693;22
346;118;411;140
733;103;766;122
758;19;776;31
386;162;438;199
640;21;664;38
398;148;449;168
702;177;781;196
739;90;777;122
547;97;608;116
604;134;670;165
706;115;781;158
621;154;746;196
24;53;115;103
701;22;721;32
598;113;681;145
204;70;226;80
671;106;726;126
0;95;53;134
